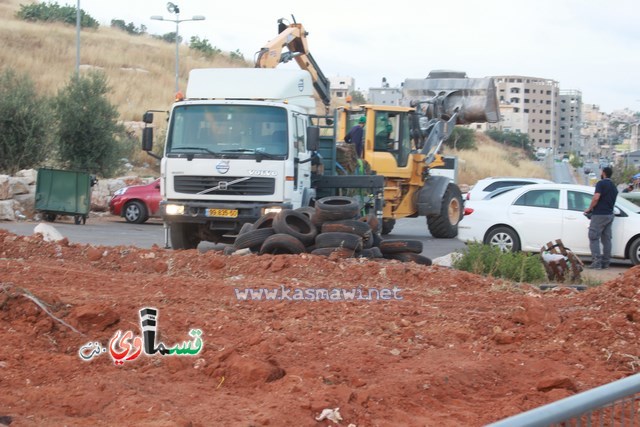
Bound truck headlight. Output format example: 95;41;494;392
165;204;185;215
263;206;282;215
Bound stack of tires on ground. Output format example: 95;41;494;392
229;196;431;265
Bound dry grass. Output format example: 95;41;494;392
0;0;248;123
446;133;550;186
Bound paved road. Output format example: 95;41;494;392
0;215;466;260
552;161;577;184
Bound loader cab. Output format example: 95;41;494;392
364;109;414;177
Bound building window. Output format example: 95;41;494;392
546;90;552;95
524;98;530;103
546;120;551;124
524;109;529;113
546;110;551;114
514;108;520;112
510;97;520;103
524;88;530;93
510;87;520;93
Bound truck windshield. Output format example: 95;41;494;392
166;105;288;159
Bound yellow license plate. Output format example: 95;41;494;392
206;209;238;218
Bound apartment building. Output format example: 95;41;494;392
329;76;355;101
493;75;559;151
558;90;583;154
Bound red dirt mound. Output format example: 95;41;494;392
1;229;639;426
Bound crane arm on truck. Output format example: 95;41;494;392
255;16;331;110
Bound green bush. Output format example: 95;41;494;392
189;36;221;57
453;242;546;283
110;19;146;35
445;127;476;150
485;129;535;158
0;69;52;174
52;72;125;177
16;2;99;28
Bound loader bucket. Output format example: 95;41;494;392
403;70;499;124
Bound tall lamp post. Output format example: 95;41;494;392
151;3;205;92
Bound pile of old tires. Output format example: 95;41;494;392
229;196;431;265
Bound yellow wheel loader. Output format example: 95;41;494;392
322;71;499;238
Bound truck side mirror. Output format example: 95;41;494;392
143;112;154;124
142;127;154;152
307;126;320;151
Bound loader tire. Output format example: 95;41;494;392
427;184;463;239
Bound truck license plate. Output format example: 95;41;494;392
206;209;238;218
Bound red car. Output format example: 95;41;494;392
109;178;162;224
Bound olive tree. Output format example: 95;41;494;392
52;72;124;177
0;68;51;174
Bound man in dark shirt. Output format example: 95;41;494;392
344;116;365;157
584;166;618;269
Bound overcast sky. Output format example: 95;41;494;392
75;0;639;113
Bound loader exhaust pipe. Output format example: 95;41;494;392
403;70;500;124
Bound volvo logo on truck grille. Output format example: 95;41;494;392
216;160;230;174
248;170;277;176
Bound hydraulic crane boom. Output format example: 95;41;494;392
255;17;331;109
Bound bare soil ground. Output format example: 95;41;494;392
1;228;639;426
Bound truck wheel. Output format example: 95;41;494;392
381;219;395;235
170;223;200;250
427;184;463;238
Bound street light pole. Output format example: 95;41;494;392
75;0;80;76
151;3;205;93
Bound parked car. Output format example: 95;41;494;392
465;177;553;201
109;178;162;224
458;183;640;265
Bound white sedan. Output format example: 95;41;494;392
458;183;640;265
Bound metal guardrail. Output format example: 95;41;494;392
488;374;640;427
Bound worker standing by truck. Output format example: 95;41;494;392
344;116;366;157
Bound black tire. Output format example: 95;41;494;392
124;200;148;224
427;184;463;238
379;239;423;255
385;252;432;265
238;222;253;236
234;228;275;251
294;206;316;220
372;232;382;248
360;247;383;259
44;213;57;222
273;209;317;246
381;219;396;235
484;226;521;252
362;230;374;249
359;213;381;234
315;196;360;222
315;232;362;251
321;220;371;237
629;237;640;266
311;247;355;258
252;212;277;230
259;234;306;255
170;223;200;250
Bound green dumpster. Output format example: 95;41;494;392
35;168;95;225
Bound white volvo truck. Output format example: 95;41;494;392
142;68;326;249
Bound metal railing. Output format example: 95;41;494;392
488;373;640;427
